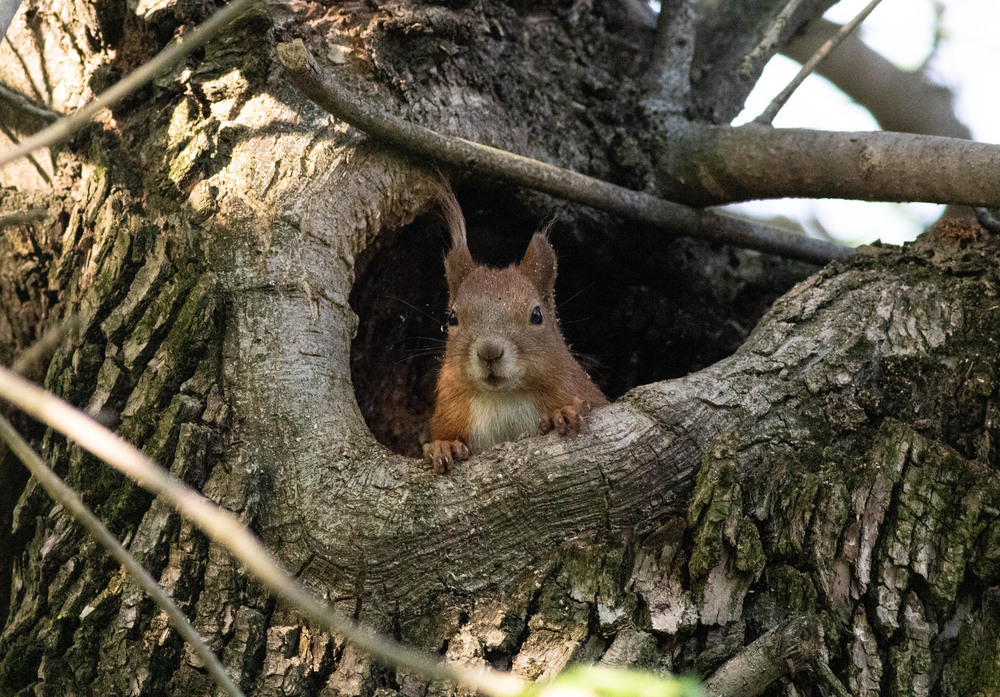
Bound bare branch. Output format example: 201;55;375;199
0;82;61;124
740;0;806;80
0;123;52;184
277;40;850;265
755;0;886;125
640;0;696;117
0;415;246;697
0;365;526;697
782;19;970;138
659;123;1000;207
0;0;257;169
692;0;840;122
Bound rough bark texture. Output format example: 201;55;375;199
2;0;999;696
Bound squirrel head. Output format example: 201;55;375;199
437;189;567;394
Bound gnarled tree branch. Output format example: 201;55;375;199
277;40;850;265
657;123;1000;206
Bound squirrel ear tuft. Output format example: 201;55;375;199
439;182;473;297
444;245;473;298
520;232;557;300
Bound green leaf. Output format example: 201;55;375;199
527;666;703;697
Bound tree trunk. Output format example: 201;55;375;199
2;0;999;696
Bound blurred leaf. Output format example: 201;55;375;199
526;666;703;697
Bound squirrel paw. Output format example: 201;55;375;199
423;439;470;474
539;398;591;437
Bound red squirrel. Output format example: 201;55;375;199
422;188;608;474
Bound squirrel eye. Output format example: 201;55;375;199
530;306;543;325
447;309;458;326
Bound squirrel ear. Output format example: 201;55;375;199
520;232;557;299
439;183;473;297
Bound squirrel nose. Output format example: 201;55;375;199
477;341;504;362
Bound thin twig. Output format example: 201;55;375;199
781;18;970;139
0;122;52;184
0;82;62;123
0;365;526;697
277;40;851;265
10;314;77;377
740;0;805;80
0;207;46;230
2;315;240;695
0;415;246;697
0;0;257;169
755;0;886;125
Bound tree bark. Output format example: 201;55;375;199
2;0;999;696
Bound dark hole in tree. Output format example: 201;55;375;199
350;185;813;458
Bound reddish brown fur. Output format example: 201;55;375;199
422;187;608;474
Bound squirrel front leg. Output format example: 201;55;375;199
539;396;591;437
422;439;470;474
424;371;471;474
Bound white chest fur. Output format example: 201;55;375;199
468;392;540;452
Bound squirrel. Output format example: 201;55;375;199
422;187;608;474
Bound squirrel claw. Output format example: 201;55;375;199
423;439;470;474
540;398;590;437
